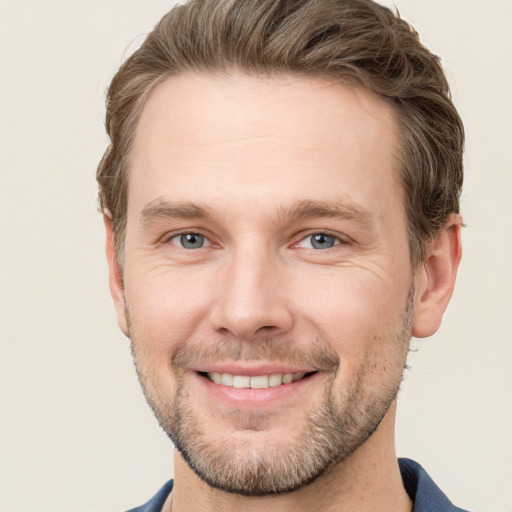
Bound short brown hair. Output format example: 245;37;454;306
97;0;464;266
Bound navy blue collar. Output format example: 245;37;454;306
125;479;173;512
399;458;469;511
126;458;469;512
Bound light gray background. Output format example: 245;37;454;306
1;1;511;511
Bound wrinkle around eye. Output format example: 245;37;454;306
130;240;221;271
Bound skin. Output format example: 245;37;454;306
105;73;462;512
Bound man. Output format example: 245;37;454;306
97;0;467;510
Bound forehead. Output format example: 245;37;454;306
129;72;401;219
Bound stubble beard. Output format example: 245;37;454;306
129;290;414;497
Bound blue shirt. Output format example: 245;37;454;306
125;458;469;512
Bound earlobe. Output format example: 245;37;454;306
104;213;129;336
412;214;462;338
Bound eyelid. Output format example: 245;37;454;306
160;229;350;249
292;230;351;249
163;230;214;247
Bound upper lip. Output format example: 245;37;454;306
192;363;317;376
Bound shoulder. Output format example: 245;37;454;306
399;458;470;512
124;480;174;512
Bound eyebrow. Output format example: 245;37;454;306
139;198;375;229
278;199;375;229
140;199;213;226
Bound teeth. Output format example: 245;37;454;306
250;375;269;389
232;375;250;388
207;372;307;389
282;373;293;384
269;374;283;387
221;373;234;386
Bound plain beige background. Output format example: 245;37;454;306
0;1;511;511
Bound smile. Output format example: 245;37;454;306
206;372;310;389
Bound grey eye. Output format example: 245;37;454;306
170;233;208;249
309;233;338;249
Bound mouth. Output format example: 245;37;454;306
199;371;317;389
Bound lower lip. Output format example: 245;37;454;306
195;372;318;408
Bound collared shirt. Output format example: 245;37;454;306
399;458;469;511
125;458;470;512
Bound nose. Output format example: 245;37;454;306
208;245;294;340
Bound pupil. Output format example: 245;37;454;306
312;234;334;249
181;233;203;248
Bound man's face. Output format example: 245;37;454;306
116;73;416;495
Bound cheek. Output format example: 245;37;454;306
124;266;215;353
296;271;405;334
292;270;410;377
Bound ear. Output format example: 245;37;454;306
412;214;462;338
104;213;129;336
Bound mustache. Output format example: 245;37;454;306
171;337;340;374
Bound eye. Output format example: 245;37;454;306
298;233;341;250
168;233;210;249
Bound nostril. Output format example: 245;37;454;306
256;325;277;333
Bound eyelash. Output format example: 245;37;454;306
294;231;349;250
166;231;211;249
164;230;349;250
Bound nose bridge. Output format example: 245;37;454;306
210;238;293;338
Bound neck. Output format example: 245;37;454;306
167;403;412;512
